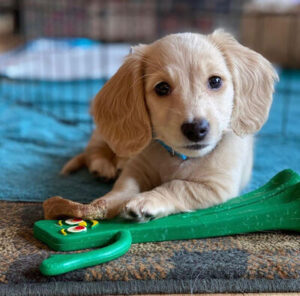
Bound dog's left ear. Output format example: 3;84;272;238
209;30;279;136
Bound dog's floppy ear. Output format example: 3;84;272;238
209;30;278;136
91;46;151;157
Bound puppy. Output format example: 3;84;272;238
43;30;278;222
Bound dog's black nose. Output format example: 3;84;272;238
181;119;210;142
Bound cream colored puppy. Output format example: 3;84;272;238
45;30;278;222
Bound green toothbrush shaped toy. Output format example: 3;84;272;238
34;169;300;276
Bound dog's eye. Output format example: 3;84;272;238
208;76;222;89
154;82;171;96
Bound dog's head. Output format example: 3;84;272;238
92;30;278;158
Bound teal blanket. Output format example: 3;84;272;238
0;69;299;202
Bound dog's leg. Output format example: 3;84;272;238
43;172;153;220
61;128;127;180
89;177;146;219
89;156;161;218
44;154;160;220
122;176;239;222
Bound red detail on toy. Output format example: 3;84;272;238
73;218;82;222
75;226;85;230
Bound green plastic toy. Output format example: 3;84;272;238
34;169;300;276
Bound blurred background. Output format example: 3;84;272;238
0;0;299;202
1;0;299;124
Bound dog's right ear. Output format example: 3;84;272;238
91;46;152;157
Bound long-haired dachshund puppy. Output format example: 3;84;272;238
43;30;278;222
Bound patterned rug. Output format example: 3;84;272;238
0;201;300;295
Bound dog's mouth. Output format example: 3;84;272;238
183;144;209;150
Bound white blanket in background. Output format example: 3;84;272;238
0;38;130;80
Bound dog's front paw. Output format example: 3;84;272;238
121;194;174;222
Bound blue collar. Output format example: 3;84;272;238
156;140;188;161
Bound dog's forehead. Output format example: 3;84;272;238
146;33;225;70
